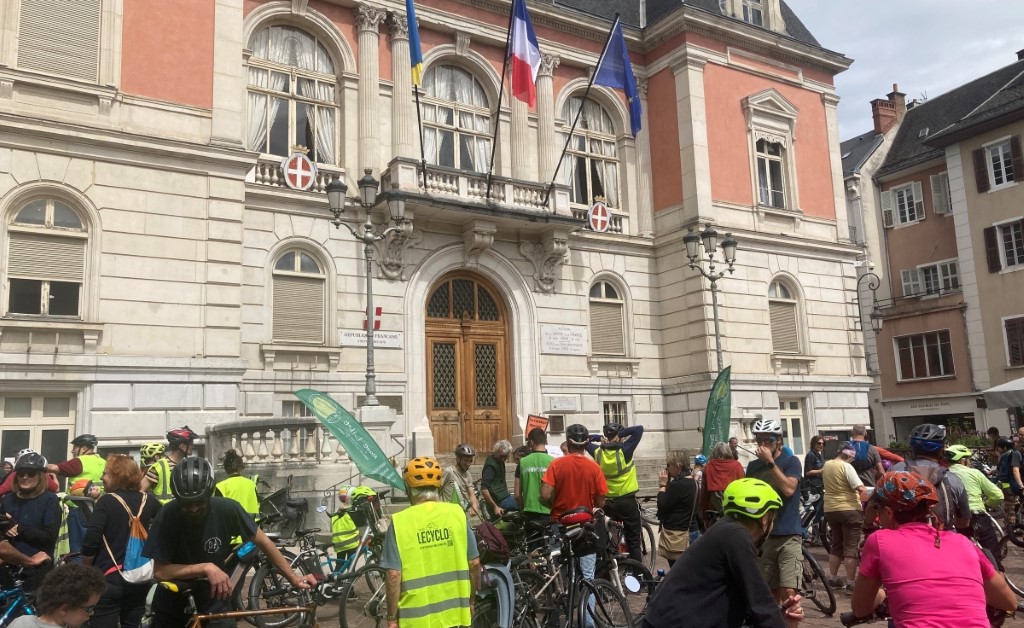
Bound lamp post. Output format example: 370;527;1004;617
325;169;408;407
856;272;884;370
683;226;738;372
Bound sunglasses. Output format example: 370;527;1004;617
15;470;39;477
79;604;96;614
755;436;778;444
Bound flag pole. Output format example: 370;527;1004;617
485;0;517;203
541;14;620;208
414;84;428;191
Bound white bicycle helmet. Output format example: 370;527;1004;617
751;418;783;436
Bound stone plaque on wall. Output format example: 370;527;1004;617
540;324;588;355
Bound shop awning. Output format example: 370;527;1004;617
982;376;1024;409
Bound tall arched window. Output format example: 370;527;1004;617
6;199;87;318
272;250;325;343
589;280;625;355
768;279;799;353
561;97;619;208
421;65;491;173
247;25;338;164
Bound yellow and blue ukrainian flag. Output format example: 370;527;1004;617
407;0;424;86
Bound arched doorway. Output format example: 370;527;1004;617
425;272;512;453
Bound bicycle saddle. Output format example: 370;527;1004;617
295;527;322;536
558;508;592;526
158;580;196;595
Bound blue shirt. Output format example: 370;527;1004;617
586;424;644;462
746;452;803;536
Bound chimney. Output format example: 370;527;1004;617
871;83;907;135
1017;48;1024;61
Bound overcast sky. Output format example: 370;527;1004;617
784;0;1024;139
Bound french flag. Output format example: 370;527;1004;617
509;0;541;107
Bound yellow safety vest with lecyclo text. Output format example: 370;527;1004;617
596;447;639;497
151;458;175;504
392;501;471;628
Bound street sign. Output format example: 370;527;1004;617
587;200;610;233
281;153;317;191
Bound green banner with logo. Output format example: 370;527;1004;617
294;389;406;492
702;367;732;457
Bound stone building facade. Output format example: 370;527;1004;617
0;0;868;468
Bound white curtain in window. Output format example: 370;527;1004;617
431;107;453;165
453;69;472;106
247;32;290;153
296;80;336;164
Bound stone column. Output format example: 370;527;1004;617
635;77;654;237
536;54;560;186
389;14;416;160
511;95;530;180
357;4;387;172
210;0;245;147
822;93;851;243
673;53;712;224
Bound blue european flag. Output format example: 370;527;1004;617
594;18;641;137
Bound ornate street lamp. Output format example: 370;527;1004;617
683;226;738;372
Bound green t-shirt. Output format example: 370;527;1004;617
517;451;554;515
948;463;1003;513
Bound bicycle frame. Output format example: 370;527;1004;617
188;604;319;628
0;590;31;626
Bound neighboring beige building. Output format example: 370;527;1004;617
0;0;868;474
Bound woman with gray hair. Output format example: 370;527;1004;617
481;439;518;519
699;441;745;528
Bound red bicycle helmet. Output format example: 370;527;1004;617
167;425;199;446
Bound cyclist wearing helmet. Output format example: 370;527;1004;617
881;423;970;531
440;443;480;518
644;478;803;628
946;444;1004;566
851;470;1016;625
382;457;480;628
692;453;707;486
139;442;166;472
142;426;198;504
586;421;644;563
0;449;59;497
0;453;61;589
994;436;1022;513
45;434;104;553
142;457;314;627
541;424;608;581
745;417;803;603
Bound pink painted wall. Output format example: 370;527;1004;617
648;69;682;210
703;62;836;219
122;0;214;108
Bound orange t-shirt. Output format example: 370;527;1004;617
541;453;608;519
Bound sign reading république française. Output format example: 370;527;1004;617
338;329;402;348
540;324;588;355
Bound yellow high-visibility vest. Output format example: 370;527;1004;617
150;458;174;504
596;447;639;497
216;475;259;515
392;501;471;628
331;512;359;554
69;453;105;488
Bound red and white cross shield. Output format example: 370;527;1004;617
588;201;611;233
281;153;317;191
363;306;382;331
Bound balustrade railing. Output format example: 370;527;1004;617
420;167;551;212
251;157;343;194
208;418;352;467
571;206;626;234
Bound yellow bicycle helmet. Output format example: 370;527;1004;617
722;478;783;519
944;444;973;462
139;442;165;459
404;457;443;489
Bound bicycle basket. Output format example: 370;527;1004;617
283;497;308;521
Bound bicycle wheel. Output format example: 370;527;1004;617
237;550;298;624
639;502;660;527
594;559;651;622
576;578;633;628
338;565;388;628
800;548;836;616
247;560;310;628
640;522;657;572
997;536;1024;599
514;567;557;622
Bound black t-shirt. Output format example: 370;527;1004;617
657;475;698;531
82;491;162;574
643;518;785;628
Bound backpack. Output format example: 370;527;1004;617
476;521;510;564
902;460;955;529
103;493;154;583
850;441;873;473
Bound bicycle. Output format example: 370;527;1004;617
157;578;320;628
258;475;308;541
0;567;35;626
594;516;652;619
637;496;659;527
798;545;836;616
605;498;657;572
799;488;830;552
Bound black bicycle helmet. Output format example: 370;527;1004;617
454;443;476;458
909;423;946;455
566;424;590;446
602;422;624;439
996;437;1015;451
167;425;199;446
14;452;47;473
70;434;98;448
171;457;215;502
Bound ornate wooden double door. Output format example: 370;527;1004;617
425;273;511;454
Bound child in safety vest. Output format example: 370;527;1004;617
331;485;376;558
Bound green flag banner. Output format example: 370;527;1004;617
702;367;732;458
294;389;406;493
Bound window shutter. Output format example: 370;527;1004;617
17;0;102;83
880;190;894;228
769;301;798;353
272;275;325;343
930;174;951;214
984;226;1002;273
973;148;990;193
8;232;85;281
590;302;624;355
912;181;925;219
1007;318;1024;367
1011;136;1023;183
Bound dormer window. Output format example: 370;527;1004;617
743;0;764;26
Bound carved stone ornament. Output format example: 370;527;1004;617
463;221;497;269
373;221;421;281
291;0;309;15
636;76;648;100
539;54;560;78
455;32;471;57
356;4;388;32
518;229;569;293
389;14;409;40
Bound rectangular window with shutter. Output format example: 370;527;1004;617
769;300;798;353
6;232;85;317
1004;317;1024;367
17;0;102;83
1000;221;1024;268
985;226;1003;272
589;302;625;355
893;183;924;224
989;141;1015;187
930;172;952;214
901;269;922;297
894;330;954;380
272;275;325;343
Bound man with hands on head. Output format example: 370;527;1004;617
142;457;316;628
